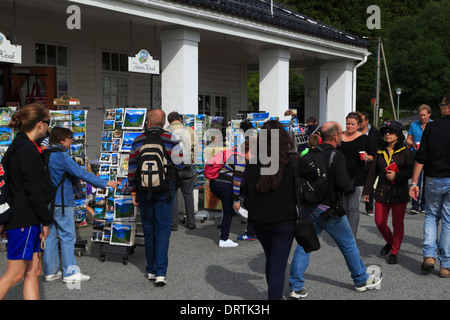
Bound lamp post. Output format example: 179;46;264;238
395;88;402;121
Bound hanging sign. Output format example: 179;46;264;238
128;49;159;75
0;32;22;64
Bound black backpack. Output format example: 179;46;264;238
42;148;70;214
0;141;26;226
136;128;177;201
298;146;337;205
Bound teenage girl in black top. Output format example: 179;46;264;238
0;103;52;300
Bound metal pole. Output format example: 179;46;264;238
380;42;397;121
397;94;400;122
375;39;381;128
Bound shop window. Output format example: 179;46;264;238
35;43;68;67
35;43;69;99
198;94;229;130
102;51;128;72
103;76;128;108
57;72;69;98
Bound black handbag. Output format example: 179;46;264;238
291;155;320;253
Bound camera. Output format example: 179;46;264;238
320;203;347;221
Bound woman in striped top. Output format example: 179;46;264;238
210;143;249;248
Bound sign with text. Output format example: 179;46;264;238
128;49;159;75
0;32;22;64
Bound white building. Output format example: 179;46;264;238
0;0;370;159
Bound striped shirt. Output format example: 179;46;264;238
128;127;183;193
215;151;246;204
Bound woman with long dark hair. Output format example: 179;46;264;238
363;121;414;264
244;120;316;300
0;103;52;300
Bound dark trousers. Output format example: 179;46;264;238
171;175;196;229
255;224;296;300
209;180;234;241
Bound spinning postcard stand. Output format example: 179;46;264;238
92;108;144;265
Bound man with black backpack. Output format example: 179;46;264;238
289;121;383;299
128;109;184;287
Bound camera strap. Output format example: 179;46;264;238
327;149;337;205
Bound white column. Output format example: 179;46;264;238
160;29;200;115
303;68;328;124
258;48;291;117
324;61;354;127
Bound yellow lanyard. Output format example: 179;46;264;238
379;146;405;166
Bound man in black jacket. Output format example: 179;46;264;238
289;121;382;299
360;111;384;216
410;94;450;278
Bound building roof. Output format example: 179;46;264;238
174;0;370;48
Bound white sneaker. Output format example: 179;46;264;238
63;272;91;283
219;239;239;248
45;271;62;282
155;276;167;286
355;273;383;292
147;273;156;281
235;208;248;219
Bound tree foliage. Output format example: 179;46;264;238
276;0;443;118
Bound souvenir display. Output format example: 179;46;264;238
0;107;17;162
91;108;144;249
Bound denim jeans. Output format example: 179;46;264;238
289;205;369;291
139;186;175;277
43;206;78;277
423;176;450;268
209;180;234;241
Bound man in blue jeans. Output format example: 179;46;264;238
410;94;450;278
128;109;183;286
289;121;383;298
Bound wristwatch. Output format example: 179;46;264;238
409;183;418;187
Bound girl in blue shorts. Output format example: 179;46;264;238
0;103;53;300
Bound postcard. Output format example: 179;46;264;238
114;197;135;221
100;153;111;164
122;108;147;130
120;131;141;152
110;222;135;246
71;110;87;122
114;176;132;197
103;120;115;131
0;127;12;145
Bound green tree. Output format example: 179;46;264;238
387;1;450;116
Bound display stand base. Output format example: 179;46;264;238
94;241;137;265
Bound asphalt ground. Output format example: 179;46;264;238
0;198;448;313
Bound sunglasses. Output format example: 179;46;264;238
439;103;449;107
42;120;50;126
384;129;397;135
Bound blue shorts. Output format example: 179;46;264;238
5;224;42;261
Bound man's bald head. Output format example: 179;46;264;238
320;121;342;147
148;109;166;128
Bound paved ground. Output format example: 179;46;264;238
0;198;448;307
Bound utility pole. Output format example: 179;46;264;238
375;38;381;128
365;37;397;128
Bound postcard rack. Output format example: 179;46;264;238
91;108;146;264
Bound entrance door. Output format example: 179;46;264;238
9;66;56;109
